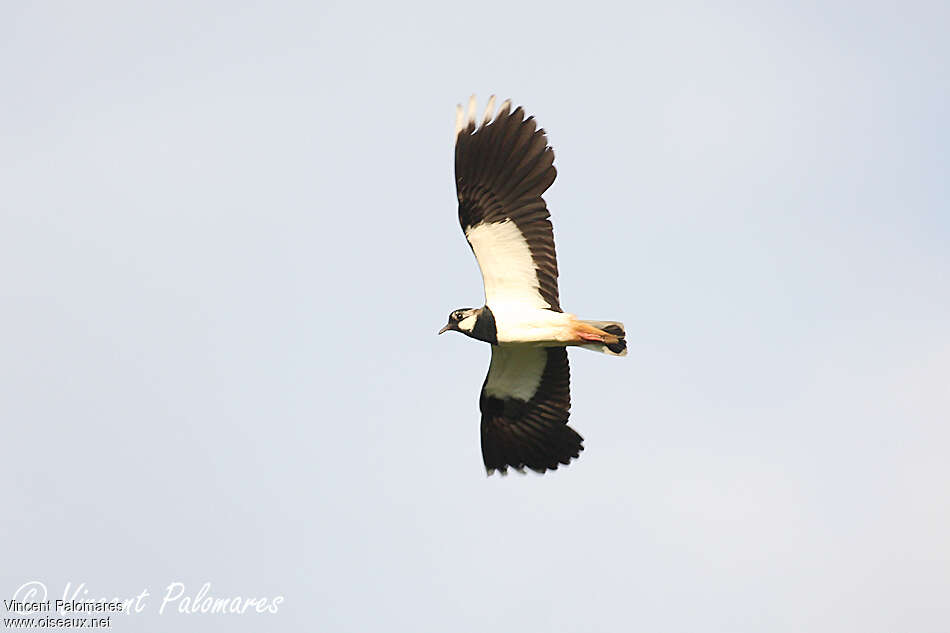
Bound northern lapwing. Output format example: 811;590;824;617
440;96;626;475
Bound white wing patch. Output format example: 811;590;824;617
484;346;546;401
465;220;550;310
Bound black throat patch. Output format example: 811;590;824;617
470;305;498;345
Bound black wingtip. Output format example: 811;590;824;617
481;417;584;475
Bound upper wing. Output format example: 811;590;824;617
454;96;561;312
479;346;582;474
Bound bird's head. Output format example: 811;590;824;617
438;308;478;335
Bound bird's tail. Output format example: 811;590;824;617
577;320;627;356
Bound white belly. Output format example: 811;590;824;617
489;305;575;346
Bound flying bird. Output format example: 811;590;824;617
440;96;626;475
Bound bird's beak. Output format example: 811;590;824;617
438;324;451;335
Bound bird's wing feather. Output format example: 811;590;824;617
455;96;561;312
479;346;581;474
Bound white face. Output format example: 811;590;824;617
457;313;477;332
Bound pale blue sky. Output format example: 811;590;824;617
2;1;948;631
